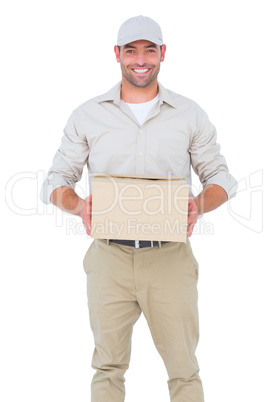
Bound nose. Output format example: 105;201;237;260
135;51;147;66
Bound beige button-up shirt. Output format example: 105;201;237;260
40;81;237;204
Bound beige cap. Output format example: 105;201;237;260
117;15;163;46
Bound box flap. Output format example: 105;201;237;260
93;173;186;181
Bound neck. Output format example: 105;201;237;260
120;78;158;104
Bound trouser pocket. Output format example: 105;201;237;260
184;239;199;279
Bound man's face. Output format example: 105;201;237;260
114;40;166;89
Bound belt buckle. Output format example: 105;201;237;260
134;240;140;249
134;240;155;248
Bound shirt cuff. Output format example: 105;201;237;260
40;173;75;204
205;171;238;199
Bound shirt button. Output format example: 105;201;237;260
139;129;143;134
139;152;143;157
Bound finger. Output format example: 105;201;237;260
188;200;198;215
84;221;91;236
83;196;92;217
188;207;197;222
89;194;92;229
187;222;195;237
187;212;197;236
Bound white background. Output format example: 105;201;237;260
1;0;267;401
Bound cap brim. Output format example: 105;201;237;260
117;34;163;46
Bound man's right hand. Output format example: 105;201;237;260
80;194;92;235
50;187;92;235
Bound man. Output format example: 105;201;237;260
41;15;237;402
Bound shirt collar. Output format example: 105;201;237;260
96;82;122;105
96;81;176;108
158;83;176;108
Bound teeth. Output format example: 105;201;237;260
133;69;150;73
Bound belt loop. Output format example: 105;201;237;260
158;241;162;248
106;239;110;245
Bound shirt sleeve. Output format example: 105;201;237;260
189;107;237;199
40;110;89;204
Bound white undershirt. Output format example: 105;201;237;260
126;95;159;126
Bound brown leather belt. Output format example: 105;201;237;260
106;239;170;248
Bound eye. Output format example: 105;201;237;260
126;50;134;54
148;48;156;53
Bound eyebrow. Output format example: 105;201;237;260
145;44;157;49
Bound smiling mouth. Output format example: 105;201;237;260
132;68;151;74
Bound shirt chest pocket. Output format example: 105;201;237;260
156;135;189;173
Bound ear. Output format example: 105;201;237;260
160;44;166;62
114;45;120;63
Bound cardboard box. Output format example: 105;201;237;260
91;173;189;242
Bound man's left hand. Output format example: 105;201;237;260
187;196;199;237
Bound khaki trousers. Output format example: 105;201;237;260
83;239;204;402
